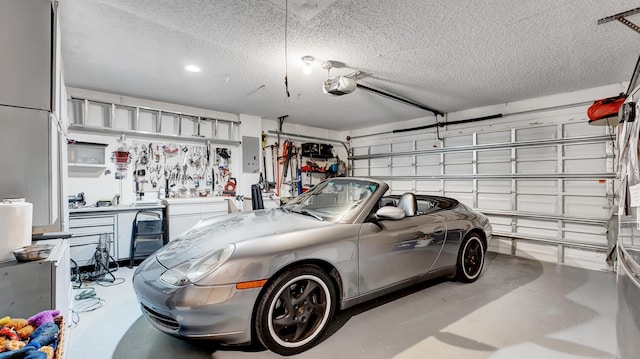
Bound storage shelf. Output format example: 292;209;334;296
67;163;107;177
68;124;241;146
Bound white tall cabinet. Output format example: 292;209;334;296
0;0;64;231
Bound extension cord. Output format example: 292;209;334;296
74;288;96;300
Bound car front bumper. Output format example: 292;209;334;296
132;257;262;345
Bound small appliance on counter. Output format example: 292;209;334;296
68;192;86;209
96;199;112;207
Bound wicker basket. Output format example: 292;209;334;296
54;316;65;359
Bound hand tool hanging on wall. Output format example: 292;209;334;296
270;144;278;194
261;132;269;191
280;140;293;189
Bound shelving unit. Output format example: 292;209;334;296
68;97;241;146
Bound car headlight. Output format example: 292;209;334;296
160;244;234;286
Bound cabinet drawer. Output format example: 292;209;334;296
169;202;228;216
70;234;111;247
70;225;114;236
69;215;115;228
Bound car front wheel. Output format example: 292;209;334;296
255;265;336;356
456;233;485;283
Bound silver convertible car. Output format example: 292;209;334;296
133;177;492;355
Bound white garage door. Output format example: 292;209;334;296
351;117;616;270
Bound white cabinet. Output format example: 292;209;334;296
116;211;137;260
164;198;229;241
67;141;108;177
68;212;116;267
0;0;52;111
0;239;70;318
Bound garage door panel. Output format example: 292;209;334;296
563;232;605;245
391;142;412;152
564;158;605;173
517;226;558;238
478;180;511;193
516;126;557;141
444;163;472;174
370;157;388;167
478;162;510;174
370;167;389;176
416;138;438;150
516;160;557;173
416;154;439;165
564;180;606;196
478;193;512;210
564;248;609;271
485;215;511;226
391;166;414;176
477;130;510;144
444;135;472;147
563;222;605;243
517;147;557;160
517;218;557;229
352;147;368;156
392;156;413;166
517;194;557;213
444;152;472;162
564;196;609;218
564;122;604;137
416;180;441;192
369;144;389;155
516;180;556;194
390;180;413;193
444;180;472;193
353;168;369;177
416;165;440;175
477;149;510;162
564;143;605;158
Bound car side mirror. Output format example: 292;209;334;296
375;206;406;220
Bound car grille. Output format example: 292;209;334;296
141;304;179;330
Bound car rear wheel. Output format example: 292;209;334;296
456;233;485;283
255;265;336;356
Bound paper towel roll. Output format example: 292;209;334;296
0;200;33;262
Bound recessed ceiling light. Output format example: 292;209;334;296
185;65;201;73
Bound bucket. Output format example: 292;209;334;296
0;199;33;262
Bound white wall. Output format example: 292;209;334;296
63;89;345;208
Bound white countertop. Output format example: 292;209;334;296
69;203;165;213
162;197;230;205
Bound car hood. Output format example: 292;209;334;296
156;208;329;268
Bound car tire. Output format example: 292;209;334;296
255;264;336;356
455;233;485;283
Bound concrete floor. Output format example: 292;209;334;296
66;253;619;359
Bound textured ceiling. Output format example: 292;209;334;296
59;0;640;131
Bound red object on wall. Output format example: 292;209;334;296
587;94;626;126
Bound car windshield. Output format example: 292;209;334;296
282;178;380;222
